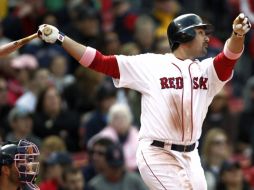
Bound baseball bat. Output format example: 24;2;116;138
0;33;38;57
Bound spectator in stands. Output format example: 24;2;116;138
134;15;155;53
237;76;254;164
83;137;114;186
40;135;67;159
62;167;86;190
216;160;250;190
16;68;51;112
39;151;73;190
6;105;41;147
92;103;139;171
2;0;45;40
201;128;232;190
39;135;67;182
63;66;104;114
120;42;140;55
101;31;121;55
119;43;141;126
0;21;18;57
111;0;138;43
151;0;181;38
202;0;232;40
88;140;148;190
154;36;171;54
49;54;75;93
33;85;80;152
81;81;117;147
8;54;38;105
240;0;254;78
0;77;12;138
63;5;101;49
201;88;238;148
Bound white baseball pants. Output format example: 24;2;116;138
136;139;207;190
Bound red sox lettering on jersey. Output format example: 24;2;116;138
160;76;208;90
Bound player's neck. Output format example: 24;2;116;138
173;47;196;61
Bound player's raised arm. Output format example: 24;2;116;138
213;13;251;81
38;24;120;78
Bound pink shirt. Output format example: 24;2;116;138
97;126;139;171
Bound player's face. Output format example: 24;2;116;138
8;164;21;186
189;28;210;57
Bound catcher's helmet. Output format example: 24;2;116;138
0;139;40;190
167;13;213;51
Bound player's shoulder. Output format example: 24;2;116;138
116;53;168;63
197;57;214;68
117;53;167;59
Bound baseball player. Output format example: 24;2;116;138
0;139;40;190
38;13;251;189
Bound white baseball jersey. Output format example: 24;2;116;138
113;53;230;145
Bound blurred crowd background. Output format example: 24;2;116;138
0;0;254;189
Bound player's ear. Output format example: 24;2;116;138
1;165;11;175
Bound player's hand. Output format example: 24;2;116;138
232;13;251;37
37;24;59;43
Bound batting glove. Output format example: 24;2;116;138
232;13;251;37
38;24;65;44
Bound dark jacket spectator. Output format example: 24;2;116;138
33;86;80;152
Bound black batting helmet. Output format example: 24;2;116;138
0;139;40;190
167;13;213;51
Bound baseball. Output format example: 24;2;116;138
43;27;52;36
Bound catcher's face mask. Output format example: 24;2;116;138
14;139;40;190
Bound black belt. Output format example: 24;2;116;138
151;140;196;152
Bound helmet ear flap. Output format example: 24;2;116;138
169;28;196;51
174;28;196;43
0;144;16;176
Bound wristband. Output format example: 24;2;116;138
223;40;243;60
79;47;96;67
56;32;65;45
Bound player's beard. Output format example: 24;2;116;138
9;165;21;187
201;42;208;56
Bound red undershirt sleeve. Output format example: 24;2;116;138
88;51;120;79
213;52;237;81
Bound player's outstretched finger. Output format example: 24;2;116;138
239;13;245;20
